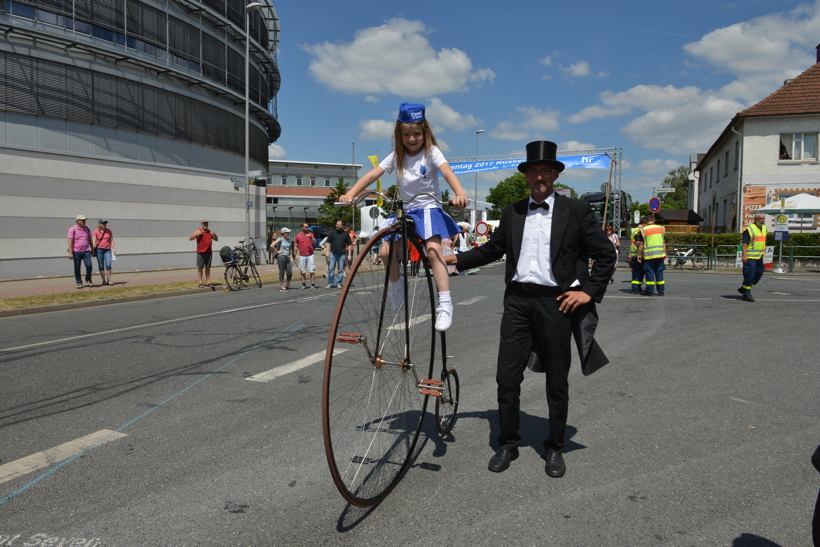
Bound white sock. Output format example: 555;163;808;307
389;278;405;310
438;291;452;310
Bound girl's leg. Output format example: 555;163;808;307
424;237;449;293
426;237;454;331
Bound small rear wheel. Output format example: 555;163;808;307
225;264;243;291
435;368;460;435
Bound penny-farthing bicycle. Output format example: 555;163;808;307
322;191;460;507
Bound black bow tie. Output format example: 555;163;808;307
529;201;549;211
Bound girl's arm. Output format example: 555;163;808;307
340;165;386;202
438;164;469;208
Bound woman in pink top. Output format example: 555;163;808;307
93;219;116;285
67;214;93;288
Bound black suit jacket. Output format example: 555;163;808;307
457;194;617;374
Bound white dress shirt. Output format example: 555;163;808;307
513;194;558;286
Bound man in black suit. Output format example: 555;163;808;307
445;141;616;477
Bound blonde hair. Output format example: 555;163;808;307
392;119;438;179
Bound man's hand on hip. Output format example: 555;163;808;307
557;290;591;314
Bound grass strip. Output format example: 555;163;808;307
0;274;284;311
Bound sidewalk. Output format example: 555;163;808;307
0;261;330;300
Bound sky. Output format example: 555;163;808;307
269;0;820;204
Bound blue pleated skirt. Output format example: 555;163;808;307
380;207;460;241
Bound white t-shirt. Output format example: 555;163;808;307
379;146;448;210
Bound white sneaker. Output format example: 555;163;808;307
435;305;453;331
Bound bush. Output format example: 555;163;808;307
665;232;820;256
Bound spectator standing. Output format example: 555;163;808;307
67;214;94;289
295;223;318;289
345;223;356;275
635;213;666;296
271;227;294;291
189;220;218;288
92;219;116;286
266;226;276;263
628;217;646;294
325;220;351;288
605;225;620;284
442;235;458;275
367;227;382;265
739;212;767;302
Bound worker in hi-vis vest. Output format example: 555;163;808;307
635;213;666;296
738;212;767;302
627;216;646;294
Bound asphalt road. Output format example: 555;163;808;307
0;265;818;547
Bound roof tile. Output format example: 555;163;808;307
739;62;820;117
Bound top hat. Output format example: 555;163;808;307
517;141;565;173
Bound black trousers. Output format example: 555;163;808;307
497;284;572;453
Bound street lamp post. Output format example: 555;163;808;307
474;129;485;225
245;2;265;244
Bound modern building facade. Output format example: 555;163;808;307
0;0;281;279
265;160;362;232
693;51;820;233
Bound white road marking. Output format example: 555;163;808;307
458;296;488;306
0;430;127;484
729;397;755;404
387;314;431;330
0;293;332;353
246;349;348;382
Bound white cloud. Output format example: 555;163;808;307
566;4;820;155
436;138;451;154
596;71;610;78
268;143;286;160
303;18;495;97
540;56;552;66
364;95;380;104
489;107;560;140
563;61;591;77
635;159;683;175
558;141;598;152
426;97;482;131
358;119;394;141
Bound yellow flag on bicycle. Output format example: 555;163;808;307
368;155;383;206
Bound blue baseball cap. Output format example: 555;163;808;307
398;103;425;123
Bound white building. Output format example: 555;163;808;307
693;52;820;233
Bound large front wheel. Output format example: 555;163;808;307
322;226;437;507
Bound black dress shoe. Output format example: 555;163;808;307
545;451;566;478
641;291;654;296
737;287;744;295
742;294;755;302
488;448;519;473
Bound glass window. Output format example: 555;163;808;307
724;151;729;176
310;177;316;187
296;176;302;186
734;141;739;169
709;167;713;188
324;178;331;187
781;133;818;160
11;1;35;19
280;175;287;186
716;160;720;182
36;8;61;26
74;19;91;35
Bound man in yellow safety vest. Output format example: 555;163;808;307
635;213;666;296
739;212;767;302
628;217;646;294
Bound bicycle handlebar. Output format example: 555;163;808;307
334;190;455;208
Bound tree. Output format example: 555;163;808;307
318;179;361;228
485;172;577;220
660;165;691;210
379;184;399;217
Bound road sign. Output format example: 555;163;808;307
634;210;640;224
368;207;381;219
248;170;264;177
231;175;245;183
246;201;253;208
648;197;661;213
475;221;489;236
655;188;675;193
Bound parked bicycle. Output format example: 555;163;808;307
322;190;459;507
220;241;262;290
666;246;707;270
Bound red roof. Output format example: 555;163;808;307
738;62;820;117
